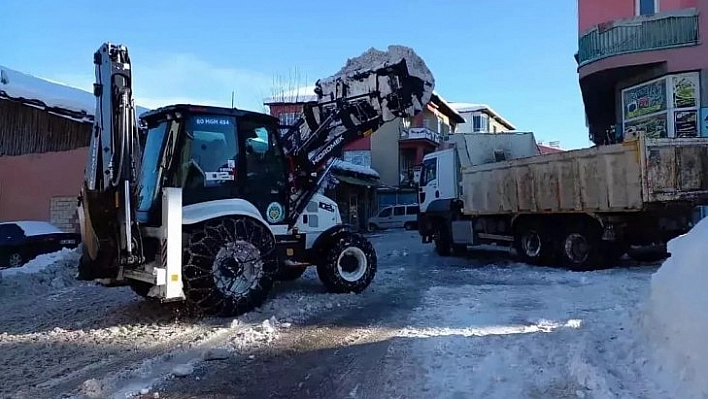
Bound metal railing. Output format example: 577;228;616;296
578;9;699;67
400;127;441;143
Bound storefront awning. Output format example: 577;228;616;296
332;173;380;187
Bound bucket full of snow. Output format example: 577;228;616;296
315;45;435;123
649;217;708;396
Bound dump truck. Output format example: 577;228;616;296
417;131;708;270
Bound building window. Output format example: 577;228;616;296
343;150;372;167
473;114;489;132
636;0;658;16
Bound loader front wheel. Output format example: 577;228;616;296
183;216;278;317
317;232;377;294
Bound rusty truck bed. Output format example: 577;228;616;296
460;136;708;215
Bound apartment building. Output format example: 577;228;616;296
449;102;516;133
577;0;706;144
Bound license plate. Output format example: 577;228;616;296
60;239;75;245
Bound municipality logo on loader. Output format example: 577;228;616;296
266;202;285;223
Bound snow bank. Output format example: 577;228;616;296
649;217;708;397
0;248;82;294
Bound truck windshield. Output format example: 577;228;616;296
136;121;169;219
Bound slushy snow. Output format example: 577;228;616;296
649;216;708;398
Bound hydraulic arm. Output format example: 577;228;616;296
279;45;435;225
80;43;143;269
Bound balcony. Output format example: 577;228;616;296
577;9;699;67
400;127;441;144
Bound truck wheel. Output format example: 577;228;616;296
316;232;377;294
183;216;278;317
275;266;307;281
434;224;452;256
513;221;554;265
557;224;604;271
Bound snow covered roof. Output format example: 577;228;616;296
263;85;318;105
430;91;465;124
449;102;516;130
331;159;380;179
0;64;150;123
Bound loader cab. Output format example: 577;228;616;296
135;105;290;226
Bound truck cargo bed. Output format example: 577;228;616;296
460;136;708;215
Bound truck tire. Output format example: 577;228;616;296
434;224;452;256
513;220;554;266
182;216;278;317
557;222;604;271
316;232;377;294
275;266;307;281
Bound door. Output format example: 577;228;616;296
392;205;406;228
375;206;393;228
420;156;439;212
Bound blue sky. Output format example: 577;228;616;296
0;0;589;149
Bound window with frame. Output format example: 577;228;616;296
343;150;372;167
278;112;300;127
637;0;658;15
393;206;405;216
473;114;489;132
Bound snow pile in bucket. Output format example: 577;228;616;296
649;216;708;397
315;45;435;122
0;248;82;295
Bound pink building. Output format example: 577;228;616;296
577;0;706;144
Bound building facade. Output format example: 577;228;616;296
0;64;149;231
577;0;706;145
449;102;516;133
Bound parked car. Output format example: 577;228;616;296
368;204;420;231
0;221;81;269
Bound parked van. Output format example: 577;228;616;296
368;204;419;230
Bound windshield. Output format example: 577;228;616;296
136;121;169;218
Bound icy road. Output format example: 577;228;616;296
0;230;677;398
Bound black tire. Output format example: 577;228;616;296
182;216;278;317
275;266;307;281
403;222;415;231
434;223;452;257
368;223;379;231
316;232;377;294
557;222;604;271
513;220;555;266
7;252;24;268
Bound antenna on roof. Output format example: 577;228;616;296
231;90;235;108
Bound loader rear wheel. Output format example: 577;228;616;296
183;216;278;317
317;232;377;294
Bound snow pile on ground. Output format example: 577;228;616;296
0;248;82;295
381;264;665;399
648;217;708;398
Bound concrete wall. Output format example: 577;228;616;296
579;0;697;33
370;119;402;187
0;148;86;229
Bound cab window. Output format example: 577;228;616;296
421;158;437;186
